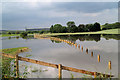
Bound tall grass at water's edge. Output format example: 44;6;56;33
1;47;29;78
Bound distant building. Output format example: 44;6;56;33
26;28;50;31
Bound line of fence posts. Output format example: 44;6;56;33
34;35;113;78
13;54;98;79
1;53;113;78
14;54;19;78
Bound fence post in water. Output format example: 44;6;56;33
108;61;111;70
98;54;100;62
86;48;88;54
81;46;83;52
58;64;62;79
75;44;77;48
15;54;19;78
78;44;80;49
94;72;97;78
91;52;93;57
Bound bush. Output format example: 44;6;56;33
11;32;15;34
20;32;28;38
39;30;44;34
102;22;120;30
15;31;20;34
7;32;11;35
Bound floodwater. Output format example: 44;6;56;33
2;34;119;78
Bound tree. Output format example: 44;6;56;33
67;21;75;27
66;21;75;33
86;24;94;31
61;26;67;33
20;32;28;38
69;25;78;33
66;21;78;33
105;23;109;25
93;22;101;31
53;24;63;33
78;24;86;32
7;32;11;35
15;31;20;34
102;22;120;30
86;22;101;31
39;30;45;34
50;24;68;33
50;25;54;33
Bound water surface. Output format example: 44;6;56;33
2;34;119;78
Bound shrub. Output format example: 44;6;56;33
7;32;11;35
15;31;20;34
20;32;28;38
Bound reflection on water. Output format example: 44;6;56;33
2;34;120;42
2;34;119;78
52;34;120;43
54;34;101;42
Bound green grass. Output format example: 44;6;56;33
1;28;119;37
0;33;33;37
41;28;120;36
0;34;20;37
1;47;28;55
1;47;29;78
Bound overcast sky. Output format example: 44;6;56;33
2;1;119;30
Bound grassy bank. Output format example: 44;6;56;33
0;34;33;37
1;47;29;78
1;47;29;55
0;34;20;37
1;28;119;37
41;28;120;36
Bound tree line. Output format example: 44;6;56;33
102;22;120;30
50;21;101;33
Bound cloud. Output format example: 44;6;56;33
2;2;118;30
0;3;2;30
1;0;120;2
53;2;118;13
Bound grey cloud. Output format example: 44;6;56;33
2;2;118;30
52;2;118;13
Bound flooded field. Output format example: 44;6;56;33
1;34;120;78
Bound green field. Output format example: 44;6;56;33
0;34;33;37
0;28;119;37
41;28;120;36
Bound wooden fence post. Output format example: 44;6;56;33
15;54;19;78
108;61;111;70
1;53;114;78
78;44;80;49
58;64;62;79
86;48;88;54
98;54;100;62
81;46;83;52
91;52;93;57
94;72;97;78
75;44;77;48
